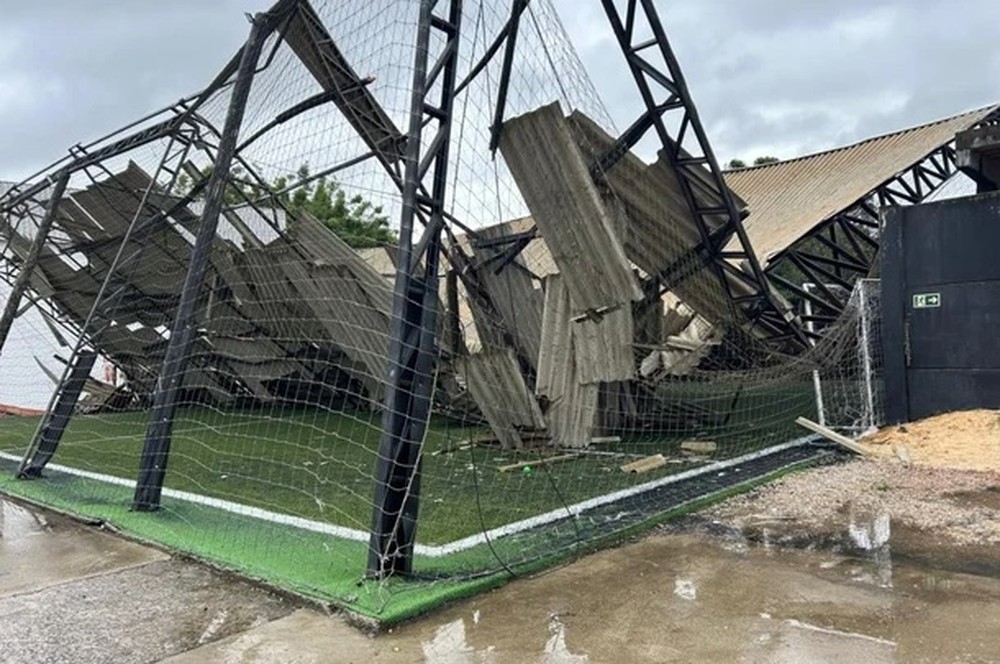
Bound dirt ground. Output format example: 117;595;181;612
698;409;1000;570
860;409;1000;472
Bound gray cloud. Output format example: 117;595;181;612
568;0;1000;162
0;0;997;180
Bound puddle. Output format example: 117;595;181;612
0;498;166;597
377;534;1000;663
8;494;1000;663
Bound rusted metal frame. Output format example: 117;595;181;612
368;0;463;580
599;0;806;349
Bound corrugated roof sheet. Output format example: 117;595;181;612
455;348;546;449
724;104;999;264
500;102;642;313
536;275;600;448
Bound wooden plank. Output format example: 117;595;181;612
681;440;717;454
621;454;668;474
795;417;873;456
498;453;580;473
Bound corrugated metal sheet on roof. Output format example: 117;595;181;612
725;104;999;264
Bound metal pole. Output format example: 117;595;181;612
368;0;463;579
859;281;876;431
0;172;69;355
803;283;826;427
18;351;99;478
132;13;272;511
20;134;186;478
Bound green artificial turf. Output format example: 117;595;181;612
0;449;825;624
0;378;821;623
0;405;760;544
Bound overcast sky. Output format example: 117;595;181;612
1;0;998;182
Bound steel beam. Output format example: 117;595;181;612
17;132;198;477
368;0;463;579
763;128;996;320
598;0;808;351
132;7;285;511
18;351;98;478
0;172;69;356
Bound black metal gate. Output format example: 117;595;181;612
882;191;1000;422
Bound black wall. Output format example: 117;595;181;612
882;191;1000;423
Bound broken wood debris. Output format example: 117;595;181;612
498;453;581;473
621;454;668;474
795;417;873;456
681;440;718;454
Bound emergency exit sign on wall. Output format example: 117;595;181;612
912;292;941;309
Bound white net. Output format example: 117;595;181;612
0;0;888;619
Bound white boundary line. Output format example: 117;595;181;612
0;436;813;557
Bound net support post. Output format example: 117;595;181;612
367;0;463;579
131;11;275;512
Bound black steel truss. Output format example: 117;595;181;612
368;0;464;579
598;0;808;351
766;113;1000;326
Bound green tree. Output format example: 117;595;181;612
724;156;781;170
280;165;395;249
173;163;395;249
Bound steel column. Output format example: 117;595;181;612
18;134;191;478
18;351;98;478
0;172;69;356
132;9;281;511
368;0;463;579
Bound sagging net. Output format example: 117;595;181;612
0;0;884;616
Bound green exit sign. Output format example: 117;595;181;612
912;292;941;309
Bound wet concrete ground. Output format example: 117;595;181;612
4;496;1000;663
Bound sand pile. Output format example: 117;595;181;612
861;409;1000;472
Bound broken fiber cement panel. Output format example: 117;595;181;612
499;102;642;315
